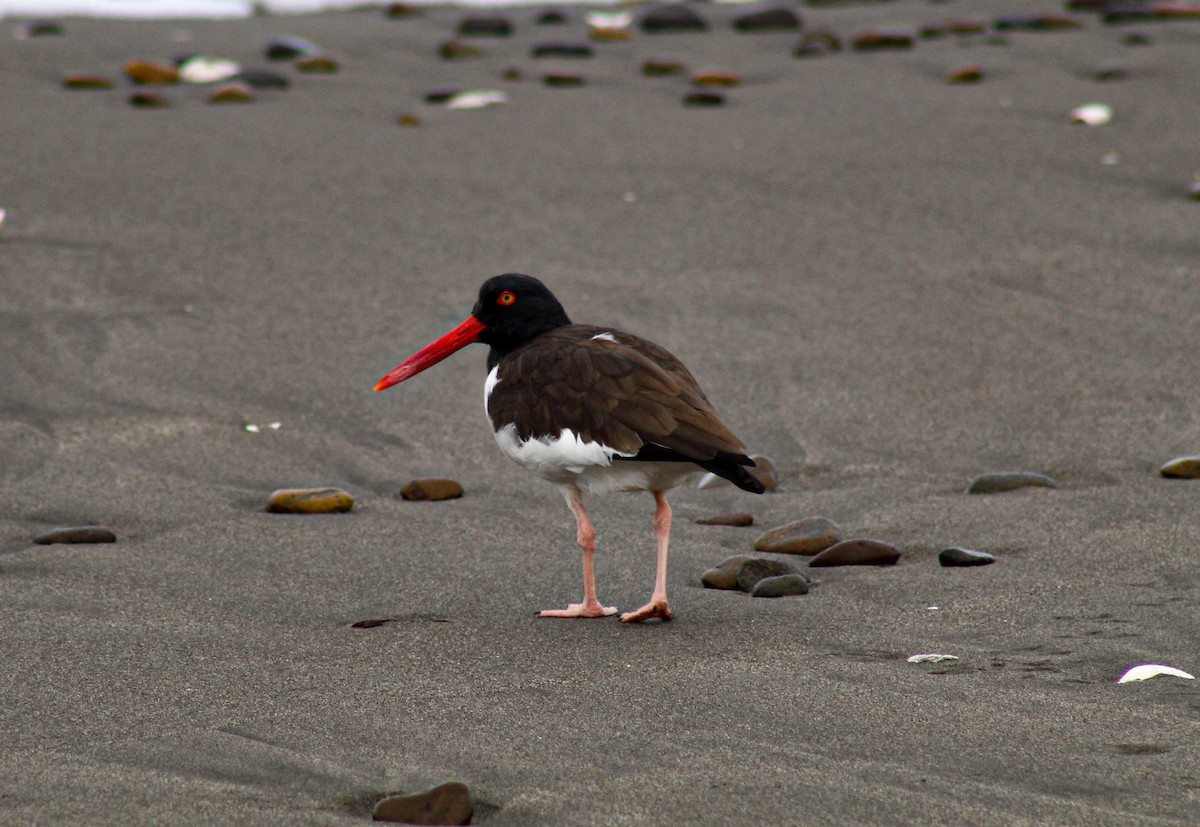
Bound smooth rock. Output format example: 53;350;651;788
267;487;354;513
19;19;64;36
129;90;170;107
400;479;464;501
683;91;724;107
946;65;983;84
944;19;988;34
296;55;338;73
179;55;241;83
690;70;740;87
233;68;290;89
640;4;708;33
939;547;996;567
373;782;473;825
967;472;1058;494
63;74;114;89
994;14;1081;30
642;58;686;76
1159;456;1200;479
439;40;483;60
458;15;513;37
750;573;809;598
124;60;180;85
397;113;422;127
536;8;568;25
732;4;801;33
1103;7;1154;24
500;66;523;81
852;29;914;50
753;516;841;555
264;35;320;60
793;29;841;57
736;557;803;592
1153;2;1200;18
543;72;585;87
589;27;632;42
1071;102;1112;125
695;512;754;527
701;554;755;590
531;42;593;58
34;526;117;545
207;81;254;103
1093;62;1129;81
384;2;421;17
1122;30;1152;45
809;538;900;567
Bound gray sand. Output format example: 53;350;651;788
2;2;1199;824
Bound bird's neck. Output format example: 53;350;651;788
484;313;571;370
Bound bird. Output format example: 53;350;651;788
374;274;764;622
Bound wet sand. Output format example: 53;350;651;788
2;1;1199;823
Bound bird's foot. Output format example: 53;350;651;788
539;601;618;619
619;599;673;623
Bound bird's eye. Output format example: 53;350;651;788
497;291;517;306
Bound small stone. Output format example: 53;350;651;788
1093;62;1129;81
458;15;513;37
946;65;983;84
384;2;421;18
690;71;740;87
179;55;241;84
536;9;569;25
695;512;754;527
732;4;801;33
351;618;396;628
129;90;170;108
34;526;117;545
1071;102;1112;125
642;58;686;76
939;547;997;567
296;55;338;73
233;68;290;89
809;538;900;567
793;29;841;57
424;88;461;103
1159;456;1200;479
207;81;254;103
542;72;585;87
944;19;988;35
439;40;483;60
967;472;1058;494
264;35;320;60
531;42;593;58
124;60;180;85
852;29;914;51
400;479;464;501
267;487;354;513
750;574;810;598
736;558;803;592
683;91;725;107
1122;30;1152;46
1102;7;1154;24
589;27;632;42
753;516;841;555
397;113;422;127
63;74;114;90
1154;3;1200;18
994;14;1081;31
20;20;64;37
701;554;755;590
501;67;523;81
640;4;709;33
373;782;473;825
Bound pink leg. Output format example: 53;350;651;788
540;489;617;619
620;490;674;623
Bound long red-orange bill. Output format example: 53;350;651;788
374;315;486;391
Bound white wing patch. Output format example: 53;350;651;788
590;332;617;343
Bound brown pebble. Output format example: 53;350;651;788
296;55;339;73
34;525;117;545
129;90;170;108
690;71;740;87
851;29;914;51
267;487;355;513
373;781;473;825
736;557;802;592
700;554;755;590
207;82;254;103
695;512;754;527
753;516;841;555
794;29;841;57
642;58;686;77
1159;456;1200;479
946;65;983;84
400;479;464;501
809;538;900;567
384;2;421;17
501;66;523;81
439;40;483;60
944;19;987;35
397;113;422;127
589;27;632;42
124;60;180;85
542;72;585;87
63;74;114;90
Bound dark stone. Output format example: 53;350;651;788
683;91;725;107
531;42;593;58
501;67;523;81
640;4;709;33
751;574;810;597
351;618;397;628
400;479;464;501
736;558;803;592
458;15;513;37
1122;30;1152;45
946;65;983;84
384;2;421;18
732;4;802;33
63;74;114;89
994;14;1081;30
264;35;320;60
535;9;569;25
695;512;754;527
939;547;996;567
267;487;355;513
439;40;484;60
373;782;473;825
1093;62;1129;81
1102;6;1155;24
34;526;117;545
20;20;64;36
1159;456;1200;479
542;72;586;87
124;60;180;85
809;538;900;567
701;554;755;590
690;71;740;87
753;517;841;555
129;90;170;108
793;29;841;57
967;472;1058;494
424;88;462;103
233;68;290;89
397;113;422;127
944;19;988;34
296;55;338;73
642;58;687;76
851;29;914;51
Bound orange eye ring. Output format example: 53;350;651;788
497;291;517;306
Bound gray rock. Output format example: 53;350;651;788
967;472;1058;494
939;547;996;567
733;4;802;33
809;538;900;567
753;516;841;555
701;554;755;590
640;3;708;33
34;525;117;545
750;574;809;598
736;558;802;592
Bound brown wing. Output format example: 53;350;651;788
487;324;749;462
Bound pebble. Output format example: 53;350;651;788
642;58;687;76
384;2;421;17
63;74;114;89
233;68;290;89
124;60;180;85
1071;102;1112;125
753;516;841;555
400;479;464;501
264;35;320;60
267;487;354;513
683;91;725;107
700;554;755;590
944;19;988;35
736;557;803;592
809;538;900;567
793;30;841;57
129;90;170;108
531;42;593;58
852;29;915;51
178;56;241;84
1159;456;1200;479
1093;62;1129;81
732;4;801;33
501;67;523;81
536;9;568;25
690;71;740;87
751;573;809;598
1122;30;1152;46
967;471;1058;494
424;88;462;103
939;547;996;567
34;525;117;545
373;781;473;825
946;65;983;84
207;82;254;103
19;20;64;37
439;40;484;60
458;15;513;37
695;512;754;527
543;72;586;87
994;14;1081;31
590;27;632;42
296;55;339;73
640;4;709;33
397;113;422;127
1156;3;1200;19
1102;7;1153;24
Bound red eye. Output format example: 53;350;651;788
497;291;516;306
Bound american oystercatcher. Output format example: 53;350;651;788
375;274;764;622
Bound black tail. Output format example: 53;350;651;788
698;454;766;494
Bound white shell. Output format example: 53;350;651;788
907;654;959;663
179;56;241;84
586;10;632;29
1071;103;1113;126
1117;664;1196;684
446;90;507;110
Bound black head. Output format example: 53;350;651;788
472;274;572;361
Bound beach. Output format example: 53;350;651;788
2;1;1199;823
